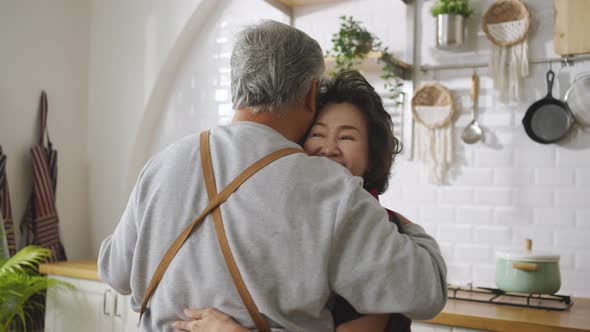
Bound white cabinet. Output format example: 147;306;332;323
45;275;139;332
413;322;490;332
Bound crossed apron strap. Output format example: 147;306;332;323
201;131;271;332
139;130;302;329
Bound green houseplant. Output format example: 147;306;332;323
0;245;71;331
326;16;410;105
430;0;474;48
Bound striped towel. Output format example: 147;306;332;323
0;145;16;258
19;91;67;331
20;91;67;262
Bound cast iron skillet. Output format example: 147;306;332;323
522;69;574;144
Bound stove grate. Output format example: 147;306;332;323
447;283;573;311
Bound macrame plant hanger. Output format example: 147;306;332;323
412;79;456;185
483;0;531;103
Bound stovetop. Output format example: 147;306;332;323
447;283;573;311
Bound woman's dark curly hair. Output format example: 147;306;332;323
316;70;402;194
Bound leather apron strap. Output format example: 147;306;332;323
201;130;272;332
139;130;302;329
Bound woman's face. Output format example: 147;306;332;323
303;102;369;177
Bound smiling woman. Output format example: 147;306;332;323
311;70;402;195
304;102;370;178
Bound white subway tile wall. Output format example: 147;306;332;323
166;0;590;297
298;0;588;298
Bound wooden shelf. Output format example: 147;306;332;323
325;51;413;80
271;0;342;7
263;0;344;19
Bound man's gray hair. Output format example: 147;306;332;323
231;20;325;113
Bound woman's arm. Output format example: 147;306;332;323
335;314;389;332
173;308;251;332
174;308;391;332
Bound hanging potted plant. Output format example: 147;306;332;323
431;0;474;49
327;16;411;105
327;16;375;72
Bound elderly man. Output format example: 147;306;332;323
98;20;446;332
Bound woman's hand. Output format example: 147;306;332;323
173;308;251;332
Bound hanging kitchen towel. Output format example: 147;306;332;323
20;91;67;262
0;145;17;258
483;0;531;103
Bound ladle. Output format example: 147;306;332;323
461;72;483;144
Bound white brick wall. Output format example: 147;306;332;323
533;208;575;227
438;224;473;243
557;149;590;168
380;0;589;297
493;207;532;226
475;188;514;206
452;168;494;186
456;207;492;224
556;190;590;208
534;168;575;186
421;206;456;223
455;244;493;263
493;168;533;186
439;188;475;205
577;168;590;186
575;252;590;271
555;230;590;249
473;226;512;246
577;211;590;229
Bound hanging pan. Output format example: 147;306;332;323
564;72;590;127
522;68;574;144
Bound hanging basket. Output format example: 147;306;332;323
411;83;455;129
482;0;531;47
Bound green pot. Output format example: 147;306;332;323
495;250;561;294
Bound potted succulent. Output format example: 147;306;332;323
327;16;410;105
430;0;474;49
0;245;71;331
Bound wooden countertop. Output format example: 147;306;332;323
40;260;590;331
423;297;590;332
39;259;100;281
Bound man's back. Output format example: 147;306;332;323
99;121;446;331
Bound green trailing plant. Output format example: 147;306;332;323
0;245;72;331
326;16;409;105
327;16;374;72
430;0;474;17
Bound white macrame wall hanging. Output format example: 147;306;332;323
483;0;531;103
412;83;455;185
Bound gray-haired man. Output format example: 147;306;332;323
98;20;447;332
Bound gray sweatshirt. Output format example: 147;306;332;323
98;121;447;332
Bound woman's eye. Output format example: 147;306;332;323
340;136;355;141
310;132;324;138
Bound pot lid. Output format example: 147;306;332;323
495;250;560;262
496;238;560;262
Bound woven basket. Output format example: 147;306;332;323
411;83;455;129
482;0;531;47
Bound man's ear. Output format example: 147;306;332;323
304;80;320;114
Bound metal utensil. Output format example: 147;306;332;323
565;72;590;126
461;73;483;144
522;68;574;144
